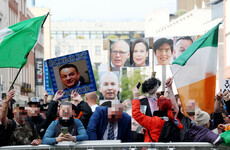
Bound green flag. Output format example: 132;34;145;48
0;14;47;68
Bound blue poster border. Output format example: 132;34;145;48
46;50;97;99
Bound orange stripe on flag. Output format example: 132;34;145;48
178;75;216;114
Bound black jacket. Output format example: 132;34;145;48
140;97;153;117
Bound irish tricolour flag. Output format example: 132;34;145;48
0;14;47;68
170;23;221;114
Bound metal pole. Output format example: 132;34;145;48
8;67;23;91
162;65;166;91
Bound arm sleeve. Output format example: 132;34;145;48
86;108;101;140
42;121;57;145
46;100;58;122
132;99;157;130
123;115;132;142
76;101;93;129
75;119;88;141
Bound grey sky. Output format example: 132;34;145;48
28;0;177;21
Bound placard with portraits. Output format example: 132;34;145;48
110;39;130;68
153;36;196;66
98;71;120;100
130;38;150;67
46;50;97;99
109;38;150;68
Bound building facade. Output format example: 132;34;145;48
50;21;145;69
0;0;45;101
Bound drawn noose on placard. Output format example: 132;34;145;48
223;80;230;93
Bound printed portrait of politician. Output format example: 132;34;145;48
99;71;120;100
54;60;90;90
130;38;149;67
110;39;130;67
153;38;173;65
173;36;193;60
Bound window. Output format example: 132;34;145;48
95;46;101;55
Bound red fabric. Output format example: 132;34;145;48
157;97;174;122
132;99;183;142
132;99;165;142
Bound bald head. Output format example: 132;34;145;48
99;72;120;100
85;92;97;101
111;40;130;67
85;92;98;107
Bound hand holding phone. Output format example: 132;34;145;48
136;82;141;89
61;127;68;135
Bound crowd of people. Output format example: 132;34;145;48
0;76;230;147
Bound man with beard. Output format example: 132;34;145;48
42;102;88;144
87;100;131;142
1;90;41;145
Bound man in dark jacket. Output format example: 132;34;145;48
87;101;132;142
26;98;54;138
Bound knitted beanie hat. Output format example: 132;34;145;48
195;108;210;126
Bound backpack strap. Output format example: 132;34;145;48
147;129;155;142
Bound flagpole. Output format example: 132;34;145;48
8;67;23;91
172;66;182;78
41;12;49;28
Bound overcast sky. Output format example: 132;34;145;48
27;0;177;21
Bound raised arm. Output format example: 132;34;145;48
46;90;64;121
1;90;15;126
132;85;156;129
166;77;179;117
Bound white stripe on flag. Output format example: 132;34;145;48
0;28;13;45
171;46;217;89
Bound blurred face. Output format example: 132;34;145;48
185;99;197;121
99;73;120;100
14;107;27;123
59;105;73;120
60;67;80;88
111;40;130;67
222;113;230;124
108;103;123;122
155;43;172;65
174;39;192;58
133;42;148;66
27;104;40;117
147;85;159;95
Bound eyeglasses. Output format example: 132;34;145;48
111;50;128;55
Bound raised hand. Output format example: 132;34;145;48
70;90;83;104
53;90;64;101
132;83;140;99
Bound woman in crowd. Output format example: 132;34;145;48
132;85;183;142
153;38;173;65
130;39;149;67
